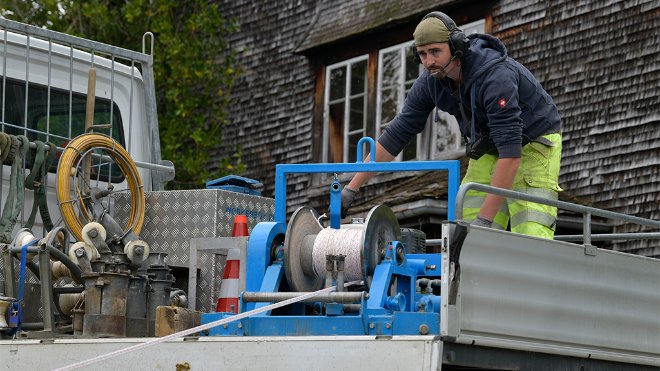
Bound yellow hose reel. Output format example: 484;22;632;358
56;133;145;242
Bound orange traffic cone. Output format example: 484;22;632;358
216;215;249;312
231;215;249;237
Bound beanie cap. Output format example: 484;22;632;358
413;17;450;46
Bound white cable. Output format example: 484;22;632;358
53;280;362;371
312;227;364;280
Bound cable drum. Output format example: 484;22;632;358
56;133;145;242
312;227;364;281
283;205;401;292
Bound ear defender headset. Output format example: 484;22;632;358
412;11;470;64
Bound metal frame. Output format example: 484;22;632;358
456;182;660;247
274;138;461;223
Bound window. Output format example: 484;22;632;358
377;42;424;161
323;55;368;163
321;19;485;163
1;77;125;181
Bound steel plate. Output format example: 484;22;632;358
283;207;324;292
362;204;401;287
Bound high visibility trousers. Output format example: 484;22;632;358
461;133;563;239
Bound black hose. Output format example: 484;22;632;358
10;244;82;282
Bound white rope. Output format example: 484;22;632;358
53;280;362;371
312;227;364;281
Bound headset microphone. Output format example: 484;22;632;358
431;55;457;80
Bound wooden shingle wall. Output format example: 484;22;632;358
491;0;660;256
213;1;319;213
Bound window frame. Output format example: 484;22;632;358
322;54;369;163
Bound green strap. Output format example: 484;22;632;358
25;141;46;191
25;141;56;230
0;132;11;162
0;135;29;243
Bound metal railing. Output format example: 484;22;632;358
456;182;660;246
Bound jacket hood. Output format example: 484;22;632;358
461;34;508;89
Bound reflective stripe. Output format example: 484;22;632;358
510;209;557;229
464;195;486;209
513;187;558;201
491;220;507;230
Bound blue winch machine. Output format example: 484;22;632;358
202;138;460;336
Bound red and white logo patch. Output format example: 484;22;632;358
498;98;507;108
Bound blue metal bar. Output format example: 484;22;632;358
329;179;342;229
275;160;460;223
356;137;376;162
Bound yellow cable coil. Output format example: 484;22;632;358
56;133;145;241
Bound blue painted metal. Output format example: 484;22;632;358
203;238;444;337
356;137;376;162
329;179;341;229
206;175;262;196
245;222;286;294
252;262;284;314
274;156;460;224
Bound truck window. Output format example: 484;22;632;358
1;77;126;183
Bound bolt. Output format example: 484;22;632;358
419;324;429;335
369;323;375;329
237;323;242;329
396;245;405;264
87;229;98;238
75;248;85;257
385;323;391;329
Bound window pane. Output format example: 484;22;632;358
381;50;400;89
1;77;124;181
350;60;367;95
434;110;462;155
402;136;417;161
349;96;365;132
329;67;346;101
405;50;419;81
327;101;345;163
380;86;399;124
348;132;363;163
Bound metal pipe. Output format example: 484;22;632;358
10;244;82;282
426;239;443;246
456;182;660;229
242;291;366;304
38;244;54;332
555;232;660;242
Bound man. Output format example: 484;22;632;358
341;12;562;239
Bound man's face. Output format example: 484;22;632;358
416;42;460;80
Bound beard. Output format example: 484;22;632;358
431;66;450;80
430;55;457;80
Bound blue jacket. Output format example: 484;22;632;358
378;34;561;158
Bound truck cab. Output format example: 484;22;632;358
0;18;171;238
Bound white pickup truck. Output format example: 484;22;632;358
1;18;659;371
0;17;173;239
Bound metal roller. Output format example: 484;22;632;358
283;204;401;292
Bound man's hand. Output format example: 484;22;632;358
340;187;358;218
471;215;493;228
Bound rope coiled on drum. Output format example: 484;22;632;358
312;227;364;281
